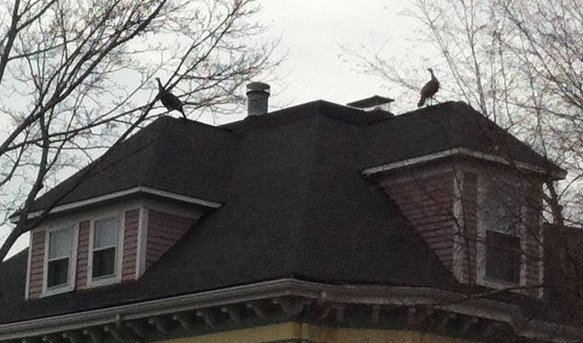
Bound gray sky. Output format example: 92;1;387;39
243;0;423;116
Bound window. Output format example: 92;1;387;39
482;180;522;235
46;227;73;289
90;216;120;282
481;179;523;284
485;231;520;283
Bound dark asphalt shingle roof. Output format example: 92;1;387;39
30;118;238;211
0;100;561;324
365;101;554;170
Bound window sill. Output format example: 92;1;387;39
41;284;74;298
87;274;122;288
478;275;521;291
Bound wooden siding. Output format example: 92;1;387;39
146;210;196;270
523;186;543;296
122;209;140;282
75;221;90;289
460;172;478;283
28;229;45;299
380;172;456;270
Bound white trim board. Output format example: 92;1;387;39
14;186;222;223
362;147;565;179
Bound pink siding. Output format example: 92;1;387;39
122;209;140;282
381;168;544;295
146;210;195;269
460;172;478;283
75;221;90;289
28;229;45;299
26;207;199;294
380;172;456;269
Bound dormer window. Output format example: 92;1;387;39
485;230;520;283
88;215;122;286
479;177;526;286
43;225;76;295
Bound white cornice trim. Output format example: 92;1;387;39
14;186;221;222
362;147;566;179
0;279;581;342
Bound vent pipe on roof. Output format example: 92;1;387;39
246;82;270;116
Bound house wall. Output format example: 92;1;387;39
27;208;140;298
145;209;198;270
26;200;204;299
379;169;456;270
156;322;475;343
459;172;478;283
27;229;45;298
473;165;544;296
75;220;90;289
376;161;544;295
122;209;140;282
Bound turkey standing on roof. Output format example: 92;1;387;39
417;68;439;107
156;77;186;119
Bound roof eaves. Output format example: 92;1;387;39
362;147;567;180
11;186;221;223
1;279;580;342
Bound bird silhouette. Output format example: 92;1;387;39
156;77;186;119
417;68;440;107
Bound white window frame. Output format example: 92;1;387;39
476;175;527;289
42;223;77;297
87;212;124;287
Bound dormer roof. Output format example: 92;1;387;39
24;117;237;216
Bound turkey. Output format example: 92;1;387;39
156;77;186;119
417;68;439;107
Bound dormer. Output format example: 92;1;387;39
25;196;216;299
364;102;564;298
20;117;231;299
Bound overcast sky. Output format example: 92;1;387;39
228;0;425;120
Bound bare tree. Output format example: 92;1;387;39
0;0;276;261
350;0;583;224
347;0;583;329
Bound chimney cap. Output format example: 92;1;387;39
346;95;394;109
246;82;270;116
246;82;270;95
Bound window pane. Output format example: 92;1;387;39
483;181;522;235
92;247;116;278
47;258;69;288
94;217;118;249
485;231;520;283
48;228;72;259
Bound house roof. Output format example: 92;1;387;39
25;100;561;215
364;101;558;173
0;100;563;325
27;117;238;213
